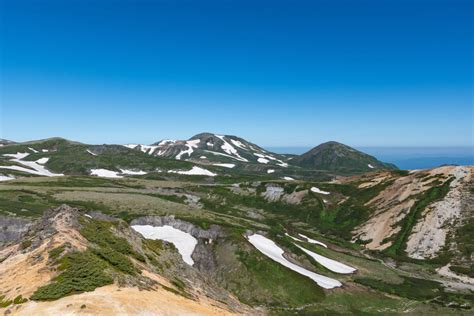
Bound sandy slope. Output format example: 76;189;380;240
4;285;237;316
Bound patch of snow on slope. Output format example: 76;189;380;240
295;244;356;274
247;234;341;289
257;158;270;164
203;150;247;162
42;149;49;152
90;169;123;178
230;139;246;149
86;149;97;156
0;175;15;181
36;158;49;164
215;135;248;162
282;176;294;181
120;169;147;175
267;169;275;174
4;152;30;160
200;156;207;159
254;153;288;167
285;233;304;242
176;139;200;160
213;163;235;168
368;164;374;169
158;140;176;146
310;187;330;195
0;153;63;177
123;144;139;149
298;234;327;248
28;147;38;153
132;225;197;265
169;166;216;177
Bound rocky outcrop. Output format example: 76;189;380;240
406;166;472;259
131;216;224;274
0;216;33;247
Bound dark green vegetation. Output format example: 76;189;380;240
31;250;113;300
291;141;397;174
355;276;474;308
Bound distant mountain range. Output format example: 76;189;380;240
0;133;396;181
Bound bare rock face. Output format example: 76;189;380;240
0;216;33;247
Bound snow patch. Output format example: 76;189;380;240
215;135;248;162
213;163;235;168
28;147;38;153
200;156;207;159
120;169;147;175
169;166;216;177
0;153;63;177
230;139;246;149
310;187;330;195
86;149;97;156
267;169;275;174
0;175;15;181
132;225;197;265
282;176;295;181
36;157;49;164
368;164;374;169
298;234;327;248
176;139;200;160
247;234;341;289
295;245;356;274
90;169;123;178
257;158;270;164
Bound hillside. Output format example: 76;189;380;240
292;141;397;174
0;164;473;314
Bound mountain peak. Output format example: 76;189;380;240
292;141;397;174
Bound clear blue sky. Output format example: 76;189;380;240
1;0;472;147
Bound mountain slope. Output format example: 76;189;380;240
127;132;290;168
292;141;397;174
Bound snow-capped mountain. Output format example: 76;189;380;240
124;133;290;168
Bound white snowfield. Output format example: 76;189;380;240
0;153;63;177
298;233;327;248
176;139;201;160
368;164;374;169
124;144;161;155
267;169;275;174
0;175;15;181
215;135;248;162
28;147;38;153
230;139;246;149
90;169;123;178
247;234;341;289
120;169;147;175
169;166;216;177
282;176;295;181
213;163;235;168
310;187;330;195
254;153;288;167
86;149;97;156
132;225;197;265
295;244;356;274
36;157;49;164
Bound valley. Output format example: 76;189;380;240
0;135;472;315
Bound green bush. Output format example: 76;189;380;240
31;251;113;301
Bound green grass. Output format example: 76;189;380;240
214;237;325;308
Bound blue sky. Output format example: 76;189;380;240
1;0;472;147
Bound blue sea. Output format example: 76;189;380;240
266;146;474;170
